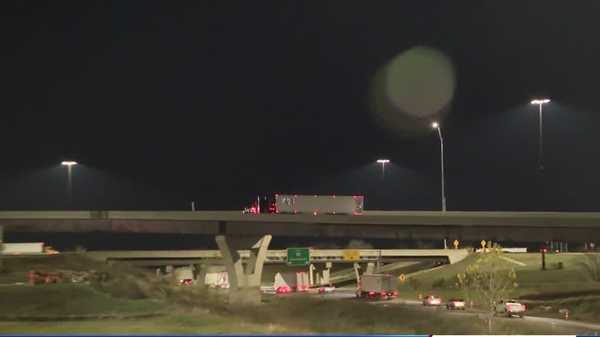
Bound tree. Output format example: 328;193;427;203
456;246;518;333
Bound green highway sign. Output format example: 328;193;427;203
287;247;310;266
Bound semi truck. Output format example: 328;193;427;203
355;273;398;300
174;266;195;286
204;271;229;288
243;194;364;215
274;271;310;293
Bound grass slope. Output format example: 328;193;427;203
398;252;600;322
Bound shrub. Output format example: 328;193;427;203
408;277;422;292
432;278;446;289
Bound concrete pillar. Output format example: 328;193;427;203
322;262;332;286
353;263;361;284
244;235;271;287
218;221;227;235
321;269;331;286
215;236;245;289
194;264;206;286
366;262;375;274
215;234;272;305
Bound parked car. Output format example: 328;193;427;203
422;295;442;306
495;299;526;318
446;298;466;310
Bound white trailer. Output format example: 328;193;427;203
274;271;310;293
275;194;364;215
1;242;45;255
204;271;229;288
174;266;195;285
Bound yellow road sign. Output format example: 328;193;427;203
398;274;406;283
480;240;486;248
343;250;360;261
453;240;459;249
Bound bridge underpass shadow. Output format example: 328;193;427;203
324;258;446;288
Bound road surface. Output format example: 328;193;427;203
266;288;600;332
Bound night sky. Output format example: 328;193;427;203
2;1;600;211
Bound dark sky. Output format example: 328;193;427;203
2;1;600;211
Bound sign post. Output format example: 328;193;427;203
287;248;310;266
398;274;406;283
540;246;547;271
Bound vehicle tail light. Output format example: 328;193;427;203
368;291;375;296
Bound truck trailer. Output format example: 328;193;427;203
244;194;364;215
276;194;364;215
274;271;310;293
356;273;398;300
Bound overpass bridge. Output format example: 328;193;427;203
0;210;599;242
84;248;469;266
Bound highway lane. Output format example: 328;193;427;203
271;289;600;332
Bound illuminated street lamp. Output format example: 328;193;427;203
530;98;551;170
431;122;446;212
376;159;390;179
61;161;78;207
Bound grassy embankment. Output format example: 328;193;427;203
0;253;586;334
398;252;600;322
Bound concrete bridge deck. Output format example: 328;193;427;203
85;248;470;265
1;210;600;226
1;210;599;242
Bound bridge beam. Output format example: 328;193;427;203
215;234;271;305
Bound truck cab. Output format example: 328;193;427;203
242;195;276;214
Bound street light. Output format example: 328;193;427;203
61;161;78;207
431;122;446;212
376;159;390;179
530;98;551;170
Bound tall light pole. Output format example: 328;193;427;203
61;161;78;207
376;159;390;179
530;98;550;170
431;122;446;212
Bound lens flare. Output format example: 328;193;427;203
370;46;456;137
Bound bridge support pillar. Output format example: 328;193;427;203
215;234;272;305
0;225;3;272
